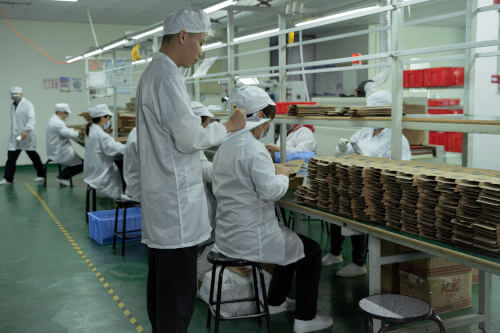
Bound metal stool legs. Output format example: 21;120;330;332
85;186;96;223
430;312;446;333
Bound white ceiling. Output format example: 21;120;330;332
0;0;466;34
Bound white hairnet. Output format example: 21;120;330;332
163;8;211;35
367;90;392;107
55;103;71;114
10;86;23;94
191;101;214;118
88;104;113;118
230;86;275;116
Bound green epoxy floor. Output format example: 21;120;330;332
1;166;499;333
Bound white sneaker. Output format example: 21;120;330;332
0;178;12;185
34;177;44;183
322;253;343;266
268;298;295;315
56;177;71;187
294;315;333;332
336;262;367;278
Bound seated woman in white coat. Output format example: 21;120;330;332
322;90;411;278
122;127;139;202
212;86;333;333
83;104;126;199
46;103;83;186
266;124;317;161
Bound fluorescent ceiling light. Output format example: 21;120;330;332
204;0;236;14
53;0;78;2
83;48;103;58
295;5;380;27
237;77;259;85
66;55;83;63
132;26;163;40
133;59;147;65
202;41;225;51
103;39;128;51
234;28;279;42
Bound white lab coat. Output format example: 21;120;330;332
46;114;82;166
212;131;305;265
338;128;411;161
201;152;216;232
8;98;36;151
276;126;317;153
136;52;228;249
123;128;140;202
83;124;125;199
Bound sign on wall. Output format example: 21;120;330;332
42;77;83;92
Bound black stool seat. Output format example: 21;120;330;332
206;251;271;333
207;251;255;267
115;198;140;206
359;294;445;333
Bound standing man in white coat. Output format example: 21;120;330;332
1;86;45;185
46;103;83;186
135;8;246;332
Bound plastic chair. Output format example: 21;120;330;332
359;294;446;333
205;251;272;333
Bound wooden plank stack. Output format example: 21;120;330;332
341;105;392;117
292;155;500;258
117;112;136;135
288;105;336;116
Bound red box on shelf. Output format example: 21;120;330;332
428;109;463;115
447;133;463;153
275;101;317;114
429;132;447;146
427;99;460;107
423;67;464;87
403;69;424;88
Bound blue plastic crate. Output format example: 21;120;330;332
88;207;142;245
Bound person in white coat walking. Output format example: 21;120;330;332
122;127;139;202
1;87;45;185
212;86;333;333
323;90;411;277
135;8;246;332
46;103;83;186
83;104;125;199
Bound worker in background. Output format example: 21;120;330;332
83;104;125;199
46;103;83;186
1;86;45;185
265;124;317;161
322;90;411;277
191;101;217;232
212;86;333;333
135;8;246;332
122;127;139;202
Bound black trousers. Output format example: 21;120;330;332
59;163;83;180
330;225;368;266
268;234;322;321
4;150;45;182
147;245;198;333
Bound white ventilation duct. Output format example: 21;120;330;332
364;0;391;97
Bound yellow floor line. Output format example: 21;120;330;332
25;182;144;333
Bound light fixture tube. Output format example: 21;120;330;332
233;28;279;42
204;0;236;14
202;41;225;51
83;48;103;58
66;55;83;63
295;5;381;27
103;39;128;51
131;26;163;40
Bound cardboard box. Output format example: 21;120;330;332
400;270;472;313
403;129;426;145
381;264;400;294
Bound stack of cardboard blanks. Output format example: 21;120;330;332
294;185;318;206
315;159;331;209
117;112;136;135
327;160;340;214
435;176;460;245
307;158;318;180
382;169;403;230
349;163;369;221
415;174;440;238
474;181;500;257
397;171;420;235
452;178;482;251
337;163;353;218
341;105;392;117
362;166;386;224
288;105;335;116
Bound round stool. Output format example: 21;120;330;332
359;294;445;333
112;198;141;257
205;251;271;333
44;159;73;187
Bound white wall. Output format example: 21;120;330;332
0;19;142;167
471;0;500;170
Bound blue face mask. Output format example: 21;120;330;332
103;119;111;130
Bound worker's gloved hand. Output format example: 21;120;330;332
224;109;246;133
337;138;349;153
